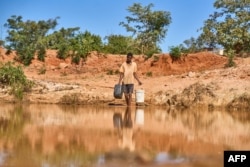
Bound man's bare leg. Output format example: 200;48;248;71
125;94;129;106
128;93;132;106
125;94;133;106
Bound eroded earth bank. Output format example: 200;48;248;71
0;48;250;111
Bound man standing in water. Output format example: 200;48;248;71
118;53;142;106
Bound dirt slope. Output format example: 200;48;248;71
0;47;250;109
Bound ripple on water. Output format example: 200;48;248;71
154;152;187;164
96;151;188;166
0;152;8;166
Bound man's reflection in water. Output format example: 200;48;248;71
113;106;144;152
118;106;135;151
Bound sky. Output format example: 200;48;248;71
0;0;215;53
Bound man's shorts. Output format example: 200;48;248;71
123;84;134;94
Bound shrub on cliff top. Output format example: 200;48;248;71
0;62;33;99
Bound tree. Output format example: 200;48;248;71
45;27;79;49
46;27;80;59
199;0;250;54
4;15;59;65
120;3;171;55
0;40;4;47
70;31;103;64
178;37;203;54
103;34;136;54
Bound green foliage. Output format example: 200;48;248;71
4;15;59;65
169;46;182;59
2;5;171;64
0;40;4;46
104;35;135;54
2;10;170;64
106;69;119;75
47;27;80;59
225;49;236;67
17;46;35;65
114;69;120;75
60;71;67;77
69;31;103;64
71;55;81;64
37;42;46;62
38;65;46;75
106;70;114;75
146;71;152;77
153;55;159;62
120;3;171;54
57;42;70;59
0;62;33;99
199;0;250;54
144;47;161;59
179;37;202;53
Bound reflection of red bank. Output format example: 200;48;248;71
135;108;144;126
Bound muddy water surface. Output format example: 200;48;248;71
0;103;250;167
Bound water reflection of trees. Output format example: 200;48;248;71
0;104;104;166
176;110;216;130
0;105;29;140
152;107;250;147
157;107;250;130
2;135;96;167
226;110;250;123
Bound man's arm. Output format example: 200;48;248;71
134;72;142;85
118;72;124;84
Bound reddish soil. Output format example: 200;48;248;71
0;47;250;106
0;47;228;78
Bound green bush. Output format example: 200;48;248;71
225;49;236;68
37;46;46;62
0;62;33;99
38;65;46;75
169;46;184;63
71;55;81;65
169;46;182;59
103;35;134;54
106;70;114;75
146;71;153;77
145;48;161;59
